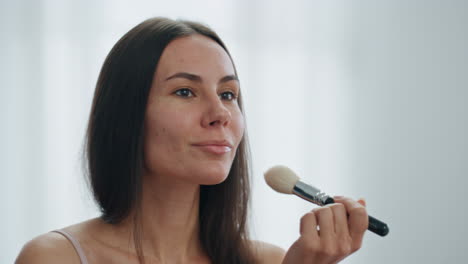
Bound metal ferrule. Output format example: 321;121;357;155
293;180;332;206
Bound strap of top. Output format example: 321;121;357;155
52;229;89;264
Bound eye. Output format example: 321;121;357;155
174;88;194;98
220;91;237;101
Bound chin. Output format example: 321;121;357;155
195;165;231;185
198;172;229;185
184;158;232;185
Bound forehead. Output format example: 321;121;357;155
154;34;235;81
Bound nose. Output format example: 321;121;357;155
201;96;232;128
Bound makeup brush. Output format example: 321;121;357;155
264;165;389;237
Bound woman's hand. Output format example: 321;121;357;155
282;197;368;264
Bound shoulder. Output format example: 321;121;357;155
15;232;81;264
249;240;286;264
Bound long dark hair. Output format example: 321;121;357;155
84;17;254;263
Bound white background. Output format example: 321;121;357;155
1;0;467;263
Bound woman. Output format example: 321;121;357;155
16;17;368;264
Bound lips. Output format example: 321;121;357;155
192;140;233;155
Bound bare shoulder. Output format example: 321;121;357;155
15;232;81;264
249;240;286;264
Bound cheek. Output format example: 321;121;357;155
232;110;245;143
144;107;194;168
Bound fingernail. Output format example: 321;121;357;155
358;198;367;206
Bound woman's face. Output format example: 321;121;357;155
143;34;244;185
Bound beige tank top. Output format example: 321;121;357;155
52;230;89;264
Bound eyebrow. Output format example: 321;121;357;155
165;72;239;84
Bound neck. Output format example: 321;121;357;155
114;173;208;263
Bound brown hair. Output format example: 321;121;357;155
84;17;254;263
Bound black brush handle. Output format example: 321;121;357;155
324;198;389;237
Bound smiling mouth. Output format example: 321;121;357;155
193;145;232;155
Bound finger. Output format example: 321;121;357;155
334;197;368;246
312;206;334;239
299;211;319;238
357;198;366;207
328;203;349;237
334;197;368;236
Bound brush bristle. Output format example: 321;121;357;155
264;165;300;194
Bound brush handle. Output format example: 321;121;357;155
324;198;389;237
292;181;389;237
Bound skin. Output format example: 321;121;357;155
15;34;368;264
281;197;368;264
